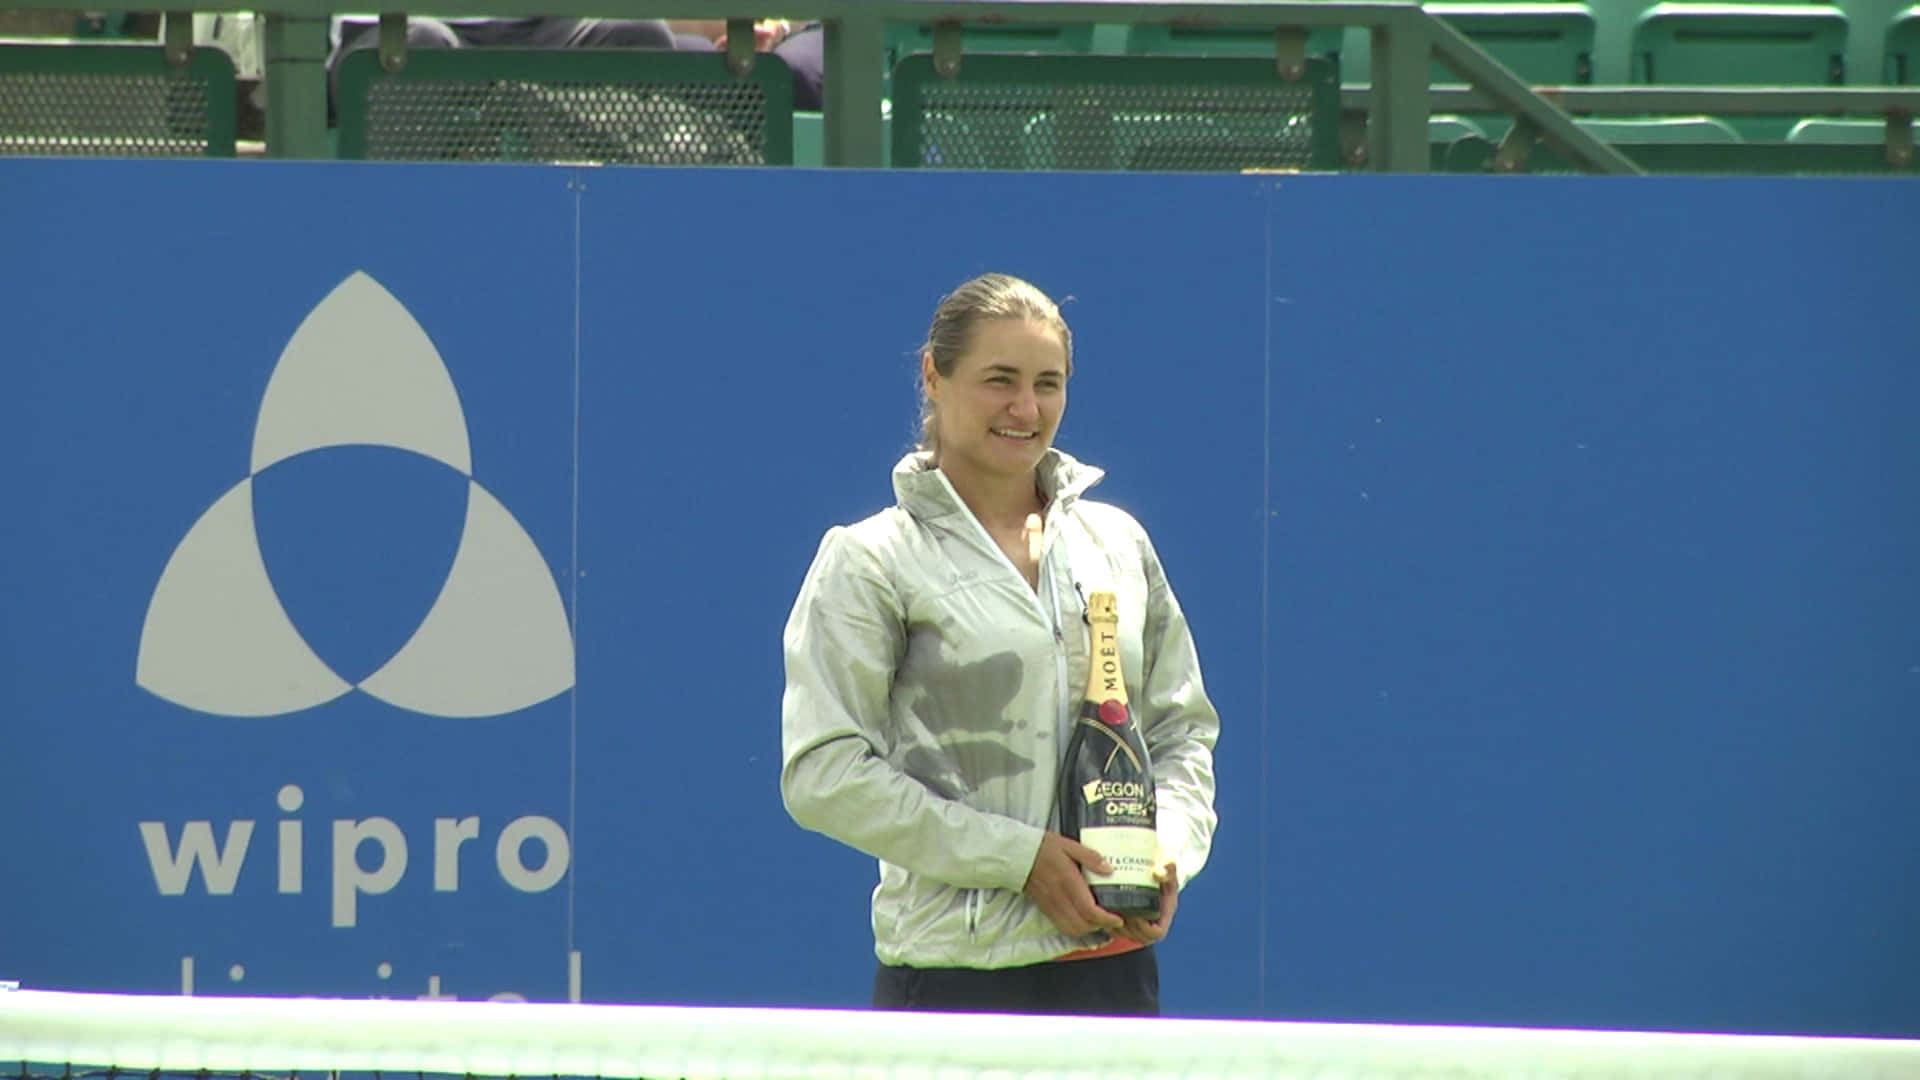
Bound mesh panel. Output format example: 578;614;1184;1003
363;78;773;164
0;71;211;156
914;80;1319;171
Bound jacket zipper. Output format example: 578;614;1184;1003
931;470;1059;635
1045;562;1071;738
930;472;1077;899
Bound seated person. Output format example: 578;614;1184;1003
672;19;823;110
329;16;822;117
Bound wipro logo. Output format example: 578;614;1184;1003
136;271;574;717
131;272;576;936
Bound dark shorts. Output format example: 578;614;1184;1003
873;946;1159;1016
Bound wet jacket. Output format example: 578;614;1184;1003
780;449;1219;969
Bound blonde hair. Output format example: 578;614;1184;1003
917;272;1073;454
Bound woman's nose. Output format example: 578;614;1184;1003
1009;388;1039;421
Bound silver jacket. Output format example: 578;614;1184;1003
780;449;1220;969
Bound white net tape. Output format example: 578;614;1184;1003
3;987;1918;1080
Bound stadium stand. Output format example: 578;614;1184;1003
1;0;1916;173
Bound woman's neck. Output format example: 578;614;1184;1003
940;463;1044;533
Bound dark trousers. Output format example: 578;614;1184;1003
873;946;1159;1016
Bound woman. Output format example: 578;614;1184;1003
780;272;1219;1016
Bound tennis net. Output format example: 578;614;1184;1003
4;985;1918;1079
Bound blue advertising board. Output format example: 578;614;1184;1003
1;160;1914;1036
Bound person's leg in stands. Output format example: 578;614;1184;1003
772;22;823;110
529;18;678;50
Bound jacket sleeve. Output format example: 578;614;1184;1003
1135;527;1221;889
780;526;1046;892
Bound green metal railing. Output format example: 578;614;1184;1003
1359;85;1919;169
890;52;1343;171
4;0;1641;171
0;39;236;154
6;1;1920;171
336;46;794;162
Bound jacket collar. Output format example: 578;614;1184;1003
892;447;1104;524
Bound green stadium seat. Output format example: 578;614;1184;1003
1632;3;1848;137
1443;123;1914;172
1428;114;1489;143
1578;115;1743;140
71;13;132;38
1117;20;1503;169
1787;115;1916;141
1431;2;1598;84
335;48;793;164
1340;4;1596;86
1423;114;1488;169
1587;0;1660;83
0;41;236;156
1349;4;1599;163
1631;3;1849;84
1450;116;1742;174
794;109;822;166
1888;5;1920;81
1614;139;1916;169
1120;20;1347;67
791;109;896;167
1829;0;1910;82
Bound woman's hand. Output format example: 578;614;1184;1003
715;19;793;51
1116;861;1178;945
1023;832;1126;937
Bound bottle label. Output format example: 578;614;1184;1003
1080;825;1159;889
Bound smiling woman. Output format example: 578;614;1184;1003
779;272;1221;1018
922;308;1072;587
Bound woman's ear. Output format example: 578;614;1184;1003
921;351;939;401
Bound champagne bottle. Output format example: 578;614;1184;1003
1057;590;1160;918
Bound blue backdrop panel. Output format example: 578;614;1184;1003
0;161;581;1003
1;159;1915;1037
1262;175;1920;1036
567;168;1268;1013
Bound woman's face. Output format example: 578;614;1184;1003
926;317;1069;483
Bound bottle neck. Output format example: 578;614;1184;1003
1084;615;1128;707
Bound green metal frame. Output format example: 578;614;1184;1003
336;45;793;163
34;0;1905;173
0;2;1485;169
0;41;236;155
887;19;1098;65
1423;10;1636;171
890;51;1341;172
1344;2;1596;86
1443;131;1918;172
879;19;1110;102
